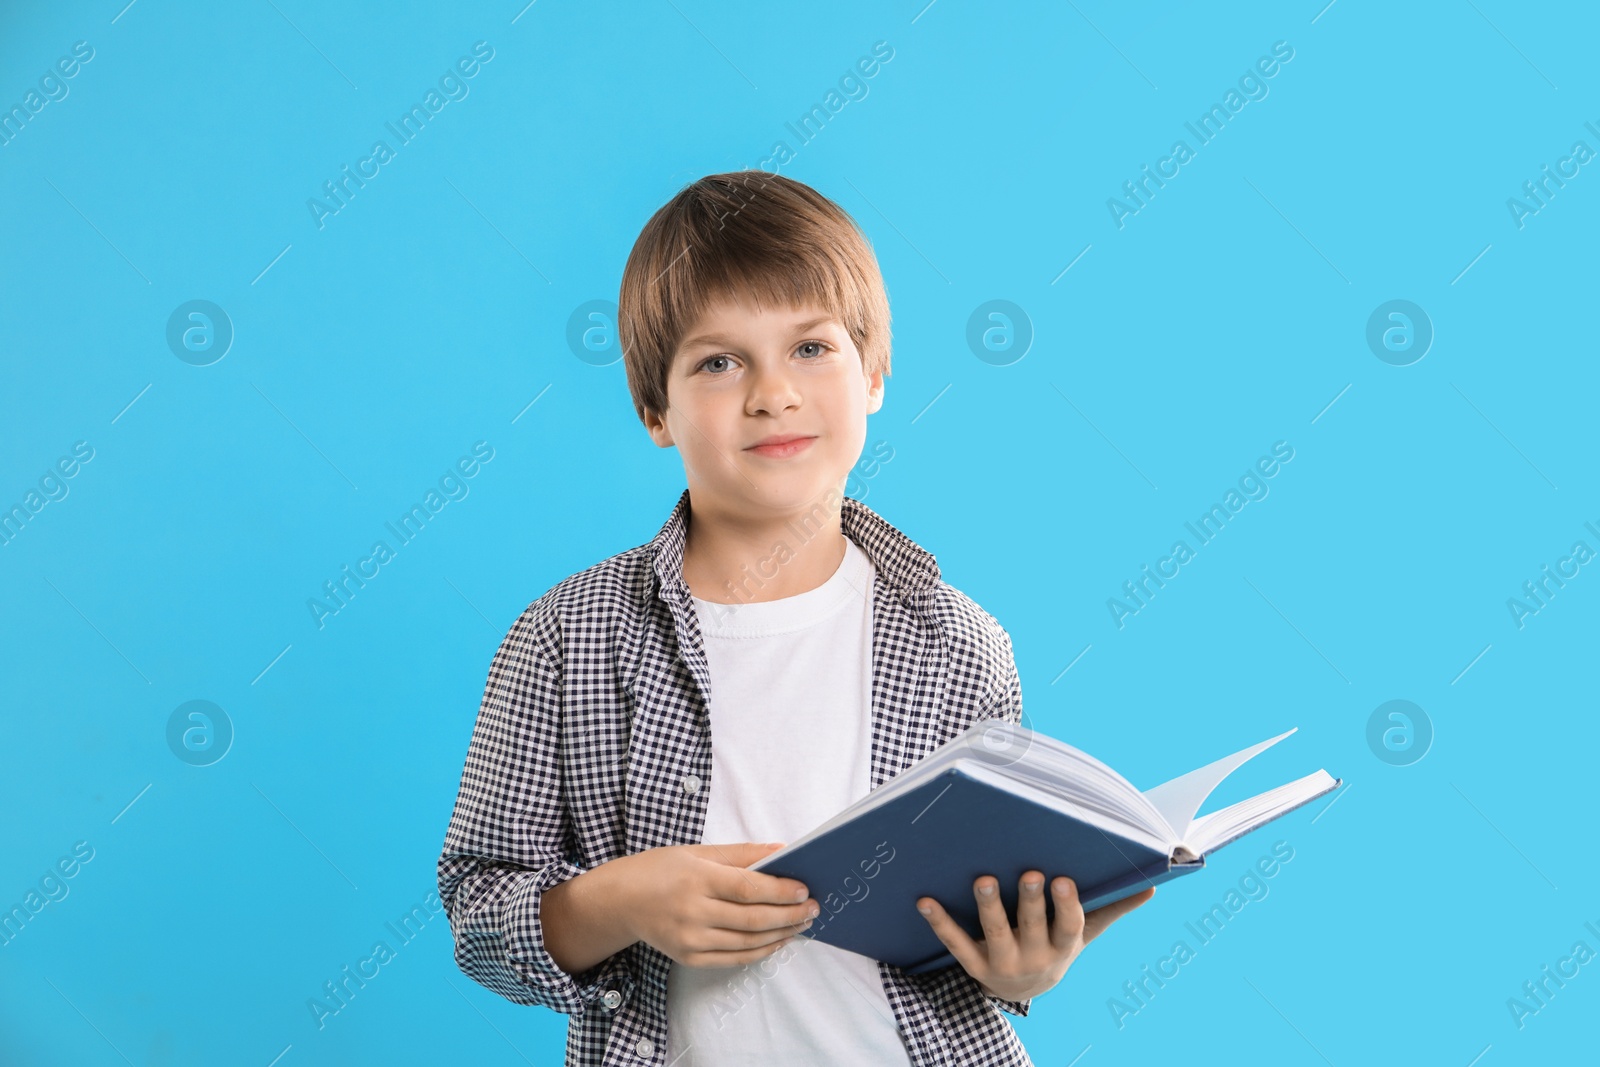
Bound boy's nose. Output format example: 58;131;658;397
745;374;802;415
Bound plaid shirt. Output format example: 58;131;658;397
438;488;1036;1066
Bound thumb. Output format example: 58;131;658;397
694;841;786;867
1084;887;1155;943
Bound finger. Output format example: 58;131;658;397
694;908;818;949
1013;871;1049;951
681;934;802;969
697;902;812;940
1083;886;1156;944
703;896;821;935
706;854;810;906
1048;877;1086;953
915;896;986;976
973;876;1017;970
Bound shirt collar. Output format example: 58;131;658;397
647;487;941;609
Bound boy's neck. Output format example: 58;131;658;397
680;491;850;605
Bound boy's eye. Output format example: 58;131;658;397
696;341;830;374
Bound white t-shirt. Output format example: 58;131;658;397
665;537;914;1066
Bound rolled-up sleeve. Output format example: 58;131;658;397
436;602;633;1015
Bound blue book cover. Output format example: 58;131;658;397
750;723;1340;973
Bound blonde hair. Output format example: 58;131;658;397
617;171;892;427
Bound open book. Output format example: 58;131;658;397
750;720;1340;973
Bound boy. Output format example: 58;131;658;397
436;172;1152;1067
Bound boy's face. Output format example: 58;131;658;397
644;295;885;518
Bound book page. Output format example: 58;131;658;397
1141;728;1298;832
1183;770;1340;855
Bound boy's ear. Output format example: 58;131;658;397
865;369;885;414
644;407;675;448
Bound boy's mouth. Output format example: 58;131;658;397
746;434;818;458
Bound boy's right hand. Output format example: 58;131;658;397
614;842;818;968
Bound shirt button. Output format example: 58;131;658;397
635;1036;656;1057
601;988;622;1009
681;774;701;794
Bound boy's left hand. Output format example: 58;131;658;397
916;872;1155;1003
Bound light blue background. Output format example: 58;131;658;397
2;1;1595;1064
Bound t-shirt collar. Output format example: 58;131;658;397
647;487;940;609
